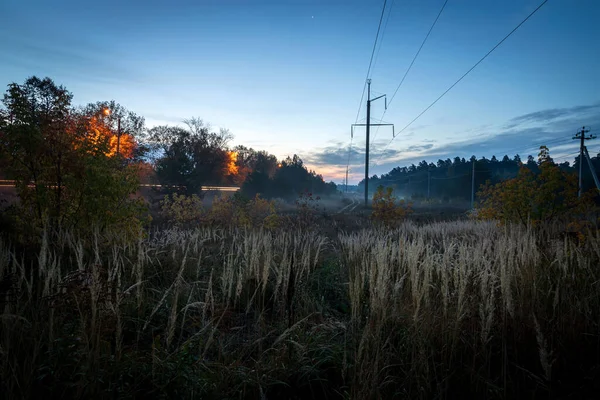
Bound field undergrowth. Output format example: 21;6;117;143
1;220;599;399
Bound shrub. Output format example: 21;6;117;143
477;161;594;225
208;192;280;228
371;185;412;226
159;193;205;227
208;193;244;226
294;190;321;229
247;194;280;228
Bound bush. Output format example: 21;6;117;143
208;192;281;228
247;194;281;229
159;193;205;227
294;190;321;229
477;162;595;225
371;186;412;226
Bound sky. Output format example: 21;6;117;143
1;0;599;184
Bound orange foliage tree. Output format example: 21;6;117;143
476;146;592;225
0;77;148;239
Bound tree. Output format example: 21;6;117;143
242;169;273;198
147;119;233;194
0;76;147;237
233;145;278;184
537;146;553;165
1;77;73;224
83;100;146;161
243;154;337;199
371;186;412;226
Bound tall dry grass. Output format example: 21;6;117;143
0;227;340;399
1;220;599;398
340;220;600;399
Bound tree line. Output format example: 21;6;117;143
146;121;337;199
361;151;600;202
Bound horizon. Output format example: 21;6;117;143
1;0;599;183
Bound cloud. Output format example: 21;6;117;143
507;103;600;127
301;139;442;181
303;140;408;167
405;144;434;152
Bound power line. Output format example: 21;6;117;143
553;152;581;164
353;0;389;125
371;0;449;145
376;177;428;184
371;0;396;78
388;0;449;108
346;0;389;190
376;0;549;165
431;173;471;180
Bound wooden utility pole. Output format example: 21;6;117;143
471;158;475;209
583;146;600;191
365;80;371;207
573;126;595;198
427;169;431;199
345;167;349;193
350;80;391;207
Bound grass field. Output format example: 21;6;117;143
1;215;599;399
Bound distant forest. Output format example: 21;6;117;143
359;152;600;201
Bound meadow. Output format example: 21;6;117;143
1;215;599;399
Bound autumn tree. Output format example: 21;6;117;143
232;145;279;186
476;146;587;225
83;100;146;161
0;76;147;238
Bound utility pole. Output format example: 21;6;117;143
350;80;391;207
573;126;595;198
427;169;431;199
365;79;371;207
471;158;475;209
345;167;349;193
583;146;600;191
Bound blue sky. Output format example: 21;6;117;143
1;0;599;183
